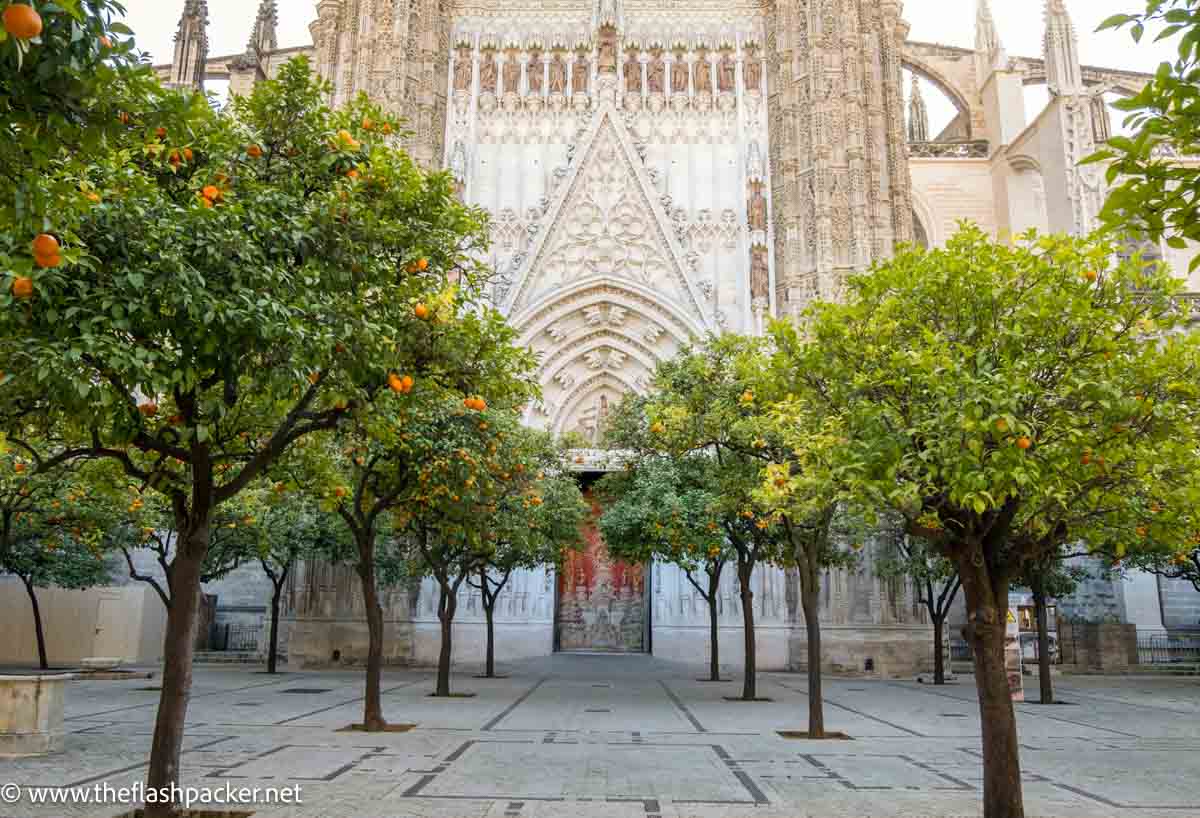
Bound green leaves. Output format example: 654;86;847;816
796;225;1200;573
1092;1;1200;255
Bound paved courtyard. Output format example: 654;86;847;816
3;654;1199;818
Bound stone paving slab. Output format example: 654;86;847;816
2;657;1199;818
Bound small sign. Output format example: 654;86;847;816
1005;606;1024;702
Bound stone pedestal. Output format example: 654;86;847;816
1058;621;1139;671
0;673;75;757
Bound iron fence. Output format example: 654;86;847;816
210;622;260;652
1137;631;1200;665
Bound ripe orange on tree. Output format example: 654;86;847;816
3;3;43;40
138;402;159;417
246;144;264;158
155;127;167;140
1016;436;1032;450
11;277;34;300
202;185;221;202
414;303;430;320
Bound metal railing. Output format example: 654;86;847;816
1137;631;1200;665
210;623;260;652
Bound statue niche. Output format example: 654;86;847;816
694;51;712;93
625;53;641;93
549;54;567;94
671;54;689;93
718;52;736;93
647;53;665;94
573;52;589;93
479;51;497;93
453;46;472;91
598;25;618;74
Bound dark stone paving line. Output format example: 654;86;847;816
66;676;296;721
1054;685;1200;716
42;735;240;789
886;680;1142;739
658;680;707;733
772;679;926;738
481;676;548;731
712;743;770;804
274;676;429;725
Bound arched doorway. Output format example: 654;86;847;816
555;474;650;653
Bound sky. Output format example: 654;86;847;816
117;0;1178;131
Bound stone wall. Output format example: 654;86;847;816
1058;621;1139;671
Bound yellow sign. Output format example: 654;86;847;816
1006;610;1017;624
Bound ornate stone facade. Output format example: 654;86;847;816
158;0;1200;673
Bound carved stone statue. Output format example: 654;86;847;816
625;54;641;92
694;54;711;93
573;54;589;93
748;184;768;232
549;56;567;93
647;56;665;93
528;53;543;93
672;57;689;93
718;53;736;92
503;57;520;94
453;48;473;91
598;26;618;73
750;244;770;301
479;53;497;92
744;57;761;92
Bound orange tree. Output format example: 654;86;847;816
0;57;487;814
598;397;735;683
0;451;112;669
800;225;1200;818
750;324;870;737
304;307;536;723
463;425;585;679
635;336;792;702
1;0;153;288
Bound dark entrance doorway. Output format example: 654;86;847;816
555;478;648;653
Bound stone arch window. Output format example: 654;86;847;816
912;209;929;249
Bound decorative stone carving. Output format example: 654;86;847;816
573;53;589;93
748;180;767;232
598;25;618;73
549;55;567;94
750;243;769;302
672;56;689;93
480;52;497;93
717;53;735;92
647;55;665;93
454;47;473;91
625;53;641;92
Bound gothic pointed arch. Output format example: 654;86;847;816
502;102;713;331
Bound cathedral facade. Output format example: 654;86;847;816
160;1;1198;673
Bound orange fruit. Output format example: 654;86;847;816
1016;437;1032;450
200;196;213;209
346;168;359;179
995;418;1008;432
388;373;405;393
414;303;429;320
1083;270;1098;282
334;486;349;498
13;462;26;474
307;372;321;385
3;4;43;40
401;375;414;393
247;144;264;158
202;185;221;201
362;117;373;130
169;150;181;165
11;277;34;299
381;123;393;135
417;257;429;271
86;192;101;204
32;234;59;258
183;147;194;162
138;402;158;417
100;35;112;48
155;127;167;139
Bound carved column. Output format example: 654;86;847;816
767;0;913;315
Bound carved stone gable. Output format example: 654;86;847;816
505;104;710;328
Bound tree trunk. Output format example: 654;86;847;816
933;615;946;685
435;580;457;697
483;595;496;678
355;533;387;732
737;560;756;700
267;584;282;675
1034;587;1053;704
143;522;209;818
800;572;825;737
22;578;48;670
707;592;720;682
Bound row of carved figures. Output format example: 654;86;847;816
453;46;764;97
